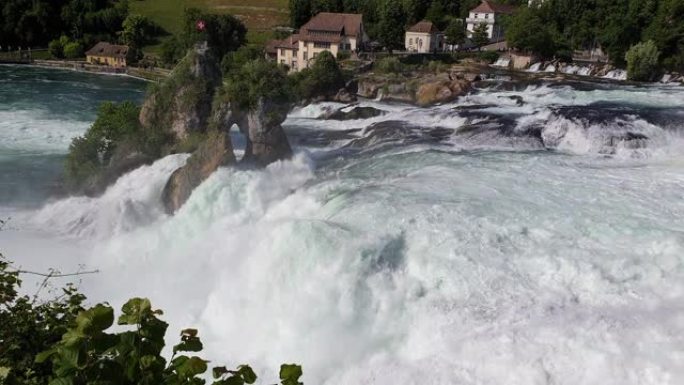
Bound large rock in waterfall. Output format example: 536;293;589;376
162;130;236;214
139;42;222;140
238;98;293;166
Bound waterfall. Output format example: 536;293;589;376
603;69;627;80
527;62;542;72
493;57;511;68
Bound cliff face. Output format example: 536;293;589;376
139;42;222;142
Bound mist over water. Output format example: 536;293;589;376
1;66;684;384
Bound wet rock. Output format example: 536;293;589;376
239;98;293;166
162;131;235;214
139;42;222;141
333;88;357;103
415;79;471;106
324;106;387;120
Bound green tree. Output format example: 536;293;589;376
292;50;345;100
424;0;447;30
377;0;407;53
471;23;490;50
63;41;83;59
223;59;293;110
625;40;661;81
289;0;312;28
444;17;466;50
122;14;153;50
505;6;556;58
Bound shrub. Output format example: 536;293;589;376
223;59;293;109
336;51;351;61
625;40;661;81
65;101;148;189
375;56;405;74
477;51;500;64
48;39;64;59
221;45;265;75
48;36;72;59
0;254;86;385
0;253;304;385
63;41;84;59
292;51;345;100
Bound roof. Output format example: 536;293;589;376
300;12;363;36
274;35;300;50
407;21;440;34
471;0;517;14
85;42;129;59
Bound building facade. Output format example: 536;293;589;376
405;21;443;53
85;42;129;67
273;12;368;72
465;1;517;42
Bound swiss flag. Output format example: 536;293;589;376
196;20;206;31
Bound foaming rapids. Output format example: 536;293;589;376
3;79;684;384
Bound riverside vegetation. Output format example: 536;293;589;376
0;252;304;385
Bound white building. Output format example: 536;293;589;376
270;12;369;72
405;21;443;53
465;0;517;42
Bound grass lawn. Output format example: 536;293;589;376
130;0;289;53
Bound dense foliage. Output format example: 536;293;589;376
291;51;346;100
0;253;86;385
507;0;684;72
1;0;128;49
222;59;294;110
0;254;304;385
160;8;247;65
64;101;167;191
625;40;661;81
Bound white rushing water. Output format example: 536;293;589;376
2;69;684;384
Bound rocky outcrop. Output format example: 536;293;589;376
415;79;471;107
322;106;387;120
357;74;473;106
162;131;235;214
79;145;154;197
239;98;293;166
139;42;222;141
210;97;293;166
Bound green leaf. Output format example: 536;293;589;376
212;366;229;379
0;367;10;380
75;304;114;333
238;365;257;384
280;364;302;385
61;330;85;347
49;377;74;385
118;297;152;325
173;337;203;353
35;348;56;363
176;356;208;378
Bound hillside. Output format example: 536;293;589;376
130;0;289;48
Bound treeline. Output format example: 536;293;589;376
507;0;684;73
288;0;526;36
0;0;128;49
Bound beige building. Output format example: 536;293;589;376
272;12;368;72
85;42;129;67
405;21;443;53
465;1;517;42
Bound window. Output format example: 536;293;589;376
304;52;308;60
474;14;478;18
409;38;413;45
314;42;331;49
485;14;489;19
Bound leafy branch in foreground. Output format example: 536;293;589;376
0;254;303;385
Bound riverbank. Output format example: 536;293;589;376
29;60;171;82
